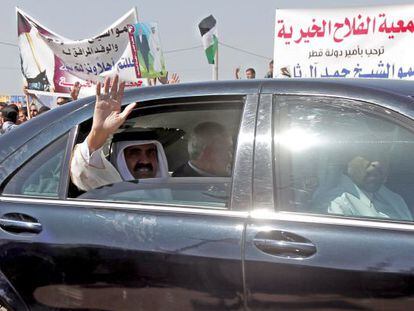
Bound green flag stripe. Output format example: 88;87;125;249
205;35;218;64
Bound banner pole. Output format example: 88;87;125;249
26;94;31;119
133;6;139;21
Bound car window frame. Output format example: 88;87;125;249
272;94;414;224
64;94;258;212
0;131;72;199
60;126;79;199
252;94;274;210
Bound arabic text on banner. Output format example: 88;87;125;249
274;4;414;79
17;8;147;97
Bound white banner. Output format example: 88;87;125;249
17;8;147;98
274;4;414;79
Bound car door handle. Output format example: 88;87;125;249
253;231;316;258
0;218;42;234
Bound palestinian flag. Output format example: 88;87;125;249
198;15;218;64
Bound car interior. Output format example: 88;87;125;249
279;102;414;221
69;99;244;207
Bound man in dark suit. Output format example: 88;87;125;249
136;27;150;72
173;122;233;177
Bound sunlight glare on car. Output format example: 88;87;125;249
250;209;276;221
275;127;322;152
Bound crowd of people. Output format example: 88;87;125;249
234;60;293;79
0;101;43;134
0;83;78;135
234;60;274;80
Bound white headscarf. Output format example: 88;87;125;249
110;140;169;181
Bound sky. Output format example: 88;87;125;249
1;0;413;94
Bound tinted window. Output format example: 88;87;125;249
274;96;414;222
3;133;69;198
79;178;230;208
71;99;243;208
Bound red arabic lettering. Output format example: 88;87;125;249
276;12;414;45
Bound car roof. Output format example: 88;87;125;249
1;79;414;163
278;78;414;97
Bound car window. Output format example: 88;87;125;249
274;96;414;222
3;133;69;198
70;99;244;209
78;178;231;209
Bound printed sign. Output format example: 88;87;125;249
128;22;167;78
17;8;147;97
274;4;414;79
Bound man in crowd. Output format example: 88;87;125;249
56;97;70;106
29;103;38;118
17;107;28;124
8;104;19;113
314;155;412;221
245;68;256;79
264;60;273;78
56;82;82;106
1;107;18;134
173;122;233;177
235;67;256;79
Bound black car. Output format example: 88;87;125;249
1;79;414;310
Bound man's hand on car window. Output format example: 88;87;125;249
87;75;136;153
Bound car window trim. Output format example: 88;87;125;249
59;125;79;199
68;96;251;211
251;210;414;232
0;195;249;218
2;195;414;232
253;94;274;210
273;95;293;211
230;94;258;211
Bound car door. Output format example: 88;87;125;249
0;94;258;310
244;94;414;310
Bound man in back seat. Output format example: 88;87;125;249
172;122;233;177
313;155;412;221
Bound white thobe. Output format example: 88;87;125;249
70;140;122;191
314;174;412;221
